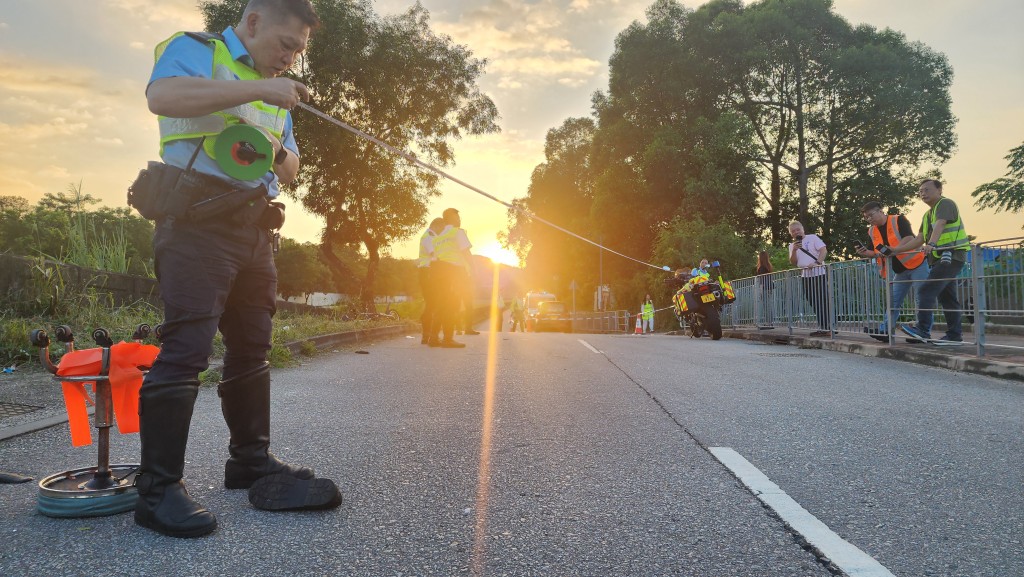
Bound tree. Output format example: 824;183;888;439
202;0;500;308
503;117;597;297
646;214;756;322
972;141;1024;225
697;0;956;245
274;238;333;302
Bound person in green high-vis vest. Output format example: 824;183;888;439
893;180;970;344
641;295;655;334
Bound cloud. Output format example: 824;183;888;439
129;41;146;50
0;22;8;29
94;136;125;146
102;0;200;26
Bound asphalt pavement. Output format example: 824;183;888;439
1;327;1021;576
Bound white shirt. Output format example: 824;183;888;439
791;234;827;277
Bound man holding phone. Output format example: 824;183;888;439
855;202;928;341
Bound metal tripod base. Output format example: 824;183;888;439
37;464;140;518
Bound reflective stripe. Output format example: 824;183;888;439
158;115;227;138
871;215;924;278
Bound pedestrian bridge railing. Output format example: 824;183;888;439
720;237;1024;359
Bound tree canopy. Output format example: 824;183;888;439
972;141;1024;225
505;0;956;308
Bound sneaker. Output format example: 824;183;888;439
440;340;466;348
899;323;929;343
421;336;429;345
934;335;964;346
863;327;888;343
427;338;441;348
465;329;481;336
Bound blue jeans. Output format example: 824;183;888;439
879;262;930;333
915;259;966;340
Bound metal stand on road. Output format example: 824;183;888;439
28;324;155;518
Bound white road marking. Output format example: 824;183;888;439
578;339;602;354
709;447;896;577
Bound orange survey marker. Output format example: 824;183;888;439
55;342;159;447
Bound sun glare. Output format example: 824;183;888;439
476;241;520;268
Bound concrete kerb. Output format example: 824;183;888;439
0;323;413;443
725;329;1024;383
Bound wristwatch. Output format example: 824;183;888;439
274;147;288;165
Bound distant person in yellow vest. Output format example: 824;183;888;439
855;201;929;342
428;208;473;347
892;180;970;344
641;295;655;333
418;217;445;344
509;294;525;332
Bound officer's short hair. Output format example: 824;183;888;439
244;0;320;30
920;179;943;191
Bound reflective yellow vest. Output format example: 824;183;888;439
417;229;434;268
922;197;969;258
642;302;654;320
154;32;287;164
432;226;463;266
870;215;925;278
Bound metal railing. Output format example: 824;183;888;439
570;310;630;333
721;237;1024;358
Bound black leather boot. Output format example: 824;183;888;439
134;381;217;538
219;363;315;489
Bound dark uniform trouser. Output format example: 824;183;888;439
145;218;277;384
429;261;461;342
418;266;436;340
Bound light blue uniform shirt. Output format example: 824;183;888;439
148;27;297;198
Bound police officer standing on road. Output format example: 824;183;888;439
418;217;445;344
133;0;340;538
428;208;473;348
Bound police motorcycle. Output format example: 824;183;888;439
665;262;736;341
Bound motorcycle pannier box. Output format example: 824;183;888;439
674;290;701;313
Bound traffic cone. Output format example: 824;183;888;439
635;314;643;335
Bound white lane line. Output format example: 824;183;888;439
578;339;602;354
709;447;896;577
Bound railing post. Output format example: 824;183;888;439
884;256;894;345
971;243;986;358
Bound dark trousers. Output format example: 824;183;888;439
429;261;461;341
801;274;831;330
916;259;965;339
418;266;436;339
145;218;276;385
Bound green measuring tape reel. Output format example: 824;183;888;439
213;124;274;180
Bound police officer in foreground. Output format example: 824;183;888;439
132;0;340;538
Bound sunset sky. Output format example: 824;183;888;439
2;0;1021;268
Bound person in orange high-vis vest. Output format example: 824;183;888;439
855;201;929;340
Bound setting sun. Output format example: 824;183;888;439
475;241;521;268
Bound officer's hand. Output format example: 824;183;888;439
262;78;310;110
236;119;283;155
855;246;872;257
